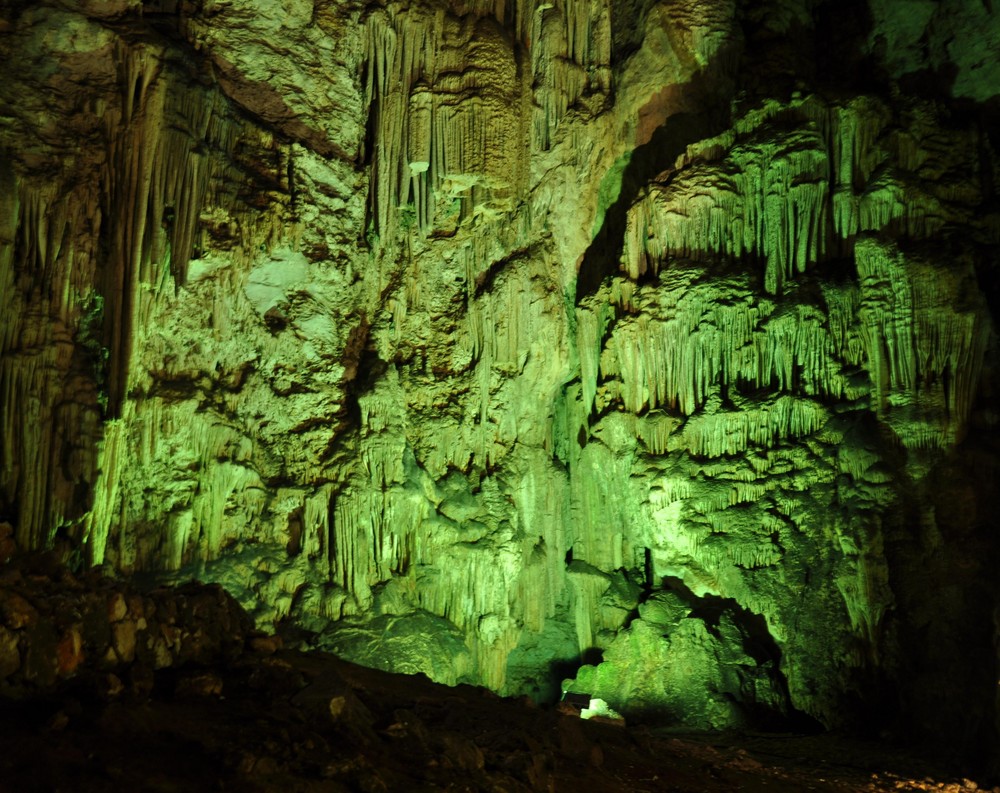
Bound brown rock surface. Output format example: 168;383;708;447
0;639;994;792
0;553;993;791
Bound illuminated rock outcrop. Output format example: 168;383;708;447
1;0;998;760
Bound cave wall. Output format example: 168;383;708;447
2;0;999;760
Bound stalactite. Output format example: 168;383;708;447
624;92;987;329
84;417;127;566
330;487;375;611
567;563;612;652
623;125;830;292
457;246;572;469
678;397;829;458
835;548;890;655
413;524;511;629
824;98;889;236
549;381;588;467
569;440;634;571
636;411;676;455
576;294;613;416
0;170;105;552
604;276;848;415
82;392;262;571
836;445;881;483
511;463;569;632
97;40;269;417
330;482;425;615
359;369;408;490
856;238;990;445
702;537;783;570
821;280;866;372
364;0;609;239
59;33;295;567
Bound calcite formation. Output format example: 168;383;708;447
1;0;999;763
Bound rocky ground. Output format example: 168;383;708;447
1;648;995;793
0;557;994;793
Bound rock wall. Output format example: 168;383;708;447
2;0;999;762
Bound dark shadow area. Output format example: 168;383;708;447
812;0;884;94
660;576;823;733
548;647;604;695
737;0;887;101
609;0;659;65
895;65;960;105
661;576;778;665
548;657;582;692
974;242;1000;329
881;440;1000;775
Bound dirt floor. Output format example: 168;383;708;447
0;560;995;792
1;645;996;793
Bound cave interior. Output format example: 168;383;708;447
1;0;1000;789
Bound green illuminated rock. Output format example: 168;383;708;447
565;590;785;729
317;611;475;685
1;0;998;760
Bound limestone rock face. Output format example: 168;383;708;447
1;0;998;758
567;589;789;730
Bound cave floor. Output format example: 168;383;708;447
0;647;991;793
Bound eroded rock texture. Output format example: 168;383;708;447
2;0;999;765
